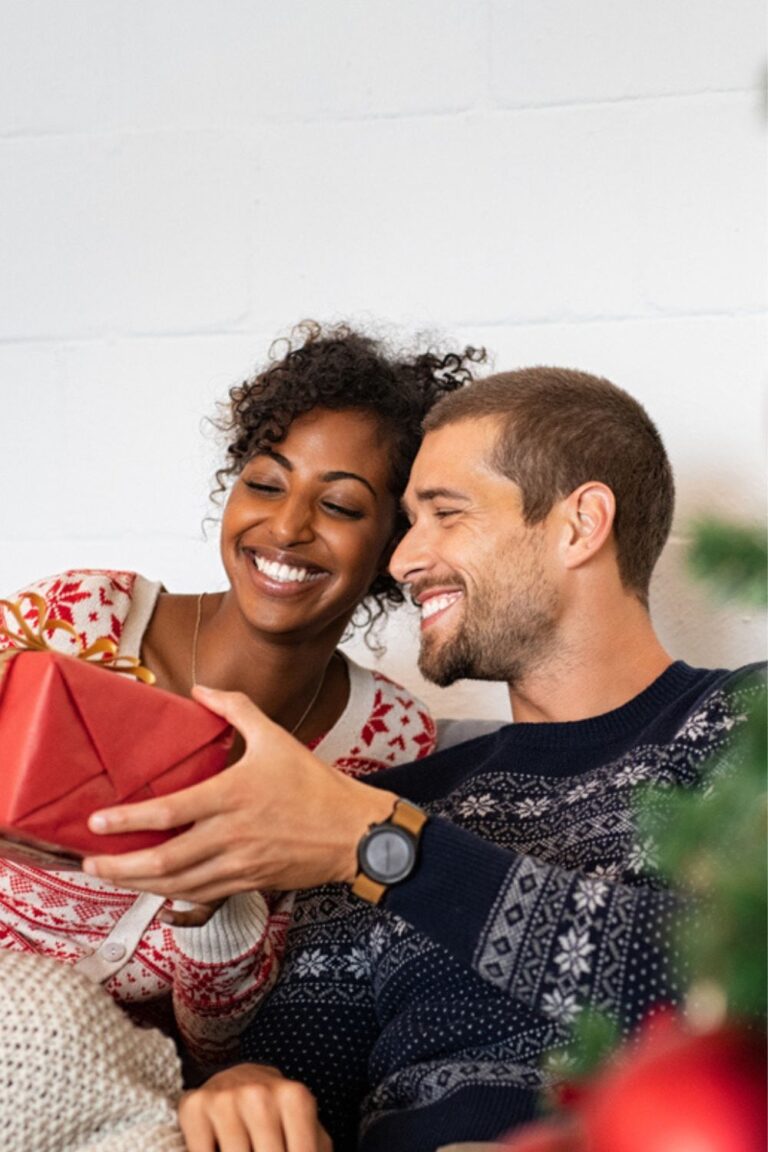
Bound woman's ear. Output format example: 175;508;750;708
561;482;616;571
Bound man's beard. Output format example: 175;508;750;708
417;550;558;688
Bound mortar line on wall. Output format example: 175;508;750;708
0;85;759;144
0;309;765;350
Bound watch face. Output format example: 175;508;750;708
361;825;415;885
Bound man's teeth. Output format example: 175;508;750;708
421;592;462;620
253;556;324;584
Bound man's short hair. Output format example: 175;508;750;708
423;367;675;603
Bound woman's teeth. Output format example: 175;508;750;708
421;592;462;620
253;556;324;584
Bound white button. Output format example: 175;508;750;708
101;942;127;962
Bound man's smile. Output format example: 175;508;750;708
415;587;464;629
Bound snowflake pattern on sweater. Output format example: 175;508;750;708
241;662;764;1152
0;570;436;1067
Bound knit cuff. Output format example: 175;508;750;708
171;890;269;963
383;816;513;967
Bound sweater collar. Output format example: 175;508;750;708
498;661;713;749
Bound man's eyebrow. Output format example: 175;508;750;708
400;487;470;519
257;454;378;500
414;487;470;502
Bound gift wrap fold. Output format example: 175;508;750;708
0;650;233;866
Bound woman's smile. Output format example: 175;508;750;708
243;546;331;596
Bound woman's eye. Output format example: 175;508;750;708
323;501;364;520
244;480;282;495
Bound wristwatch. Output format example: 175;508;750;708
351;798;427;905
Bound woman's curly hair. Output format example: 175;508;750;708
212;320;485;644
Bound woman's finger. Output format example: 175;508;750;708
178;1091;218;1152
159;898;224;927
276;1079;327;1152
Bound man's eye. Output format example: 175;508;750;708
434;508;459;520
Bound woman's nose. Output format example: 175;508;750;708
268;498;315;546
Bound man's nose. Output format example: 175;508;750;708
389;523;430;584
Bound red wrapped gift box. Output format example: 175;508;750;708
0;650;233;866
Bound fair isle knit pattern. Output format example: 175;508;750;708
242;662;763;1152
0;570;436;1067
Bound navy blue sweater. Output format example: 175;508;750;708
241;662;763;1151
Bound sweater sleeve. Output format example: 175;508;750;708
168;890;292;1068
239;886;379;1151
384;816;684;1036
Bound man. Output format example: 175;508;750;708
85;367;762;1152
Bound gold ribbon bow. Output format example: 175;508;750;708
0;592;156;684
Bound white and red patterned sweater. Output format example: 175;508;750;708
0;570;436;1065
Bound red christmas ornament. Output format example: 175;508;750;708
503;1015;766;1152
582;1018;766;1152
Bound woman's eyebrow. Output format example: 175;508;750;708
259;454;378;500
322;471;378;499
261;450;292;470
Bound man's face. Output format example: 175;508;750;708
390;418;560;687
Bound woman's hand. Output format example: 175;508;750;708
82;685;397;903
179;1063;333;1152
159;898;224;928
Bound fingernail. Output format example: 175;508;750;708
89;813;108;832
81;858;98;875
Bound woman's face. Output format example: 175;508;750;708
220;407;398;642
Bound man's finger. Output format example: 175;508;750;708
193;684;270;737
87;770;230;836
83;828;259;900
82;822;224;884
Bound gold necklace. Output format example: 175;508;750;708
190;592;326;737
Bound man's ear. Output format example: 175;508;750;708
560;482;616;571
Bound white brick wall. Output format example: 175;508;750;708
1;0;765;719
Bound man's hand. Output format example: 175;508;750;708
82;685;397;903
179;1063;333;1152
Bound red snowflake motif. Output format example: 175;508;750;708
360;691;394;747
35;576;92;629
98;585;115;607
412;712;437;757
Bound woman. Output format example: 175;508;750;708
0;321;482;1074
